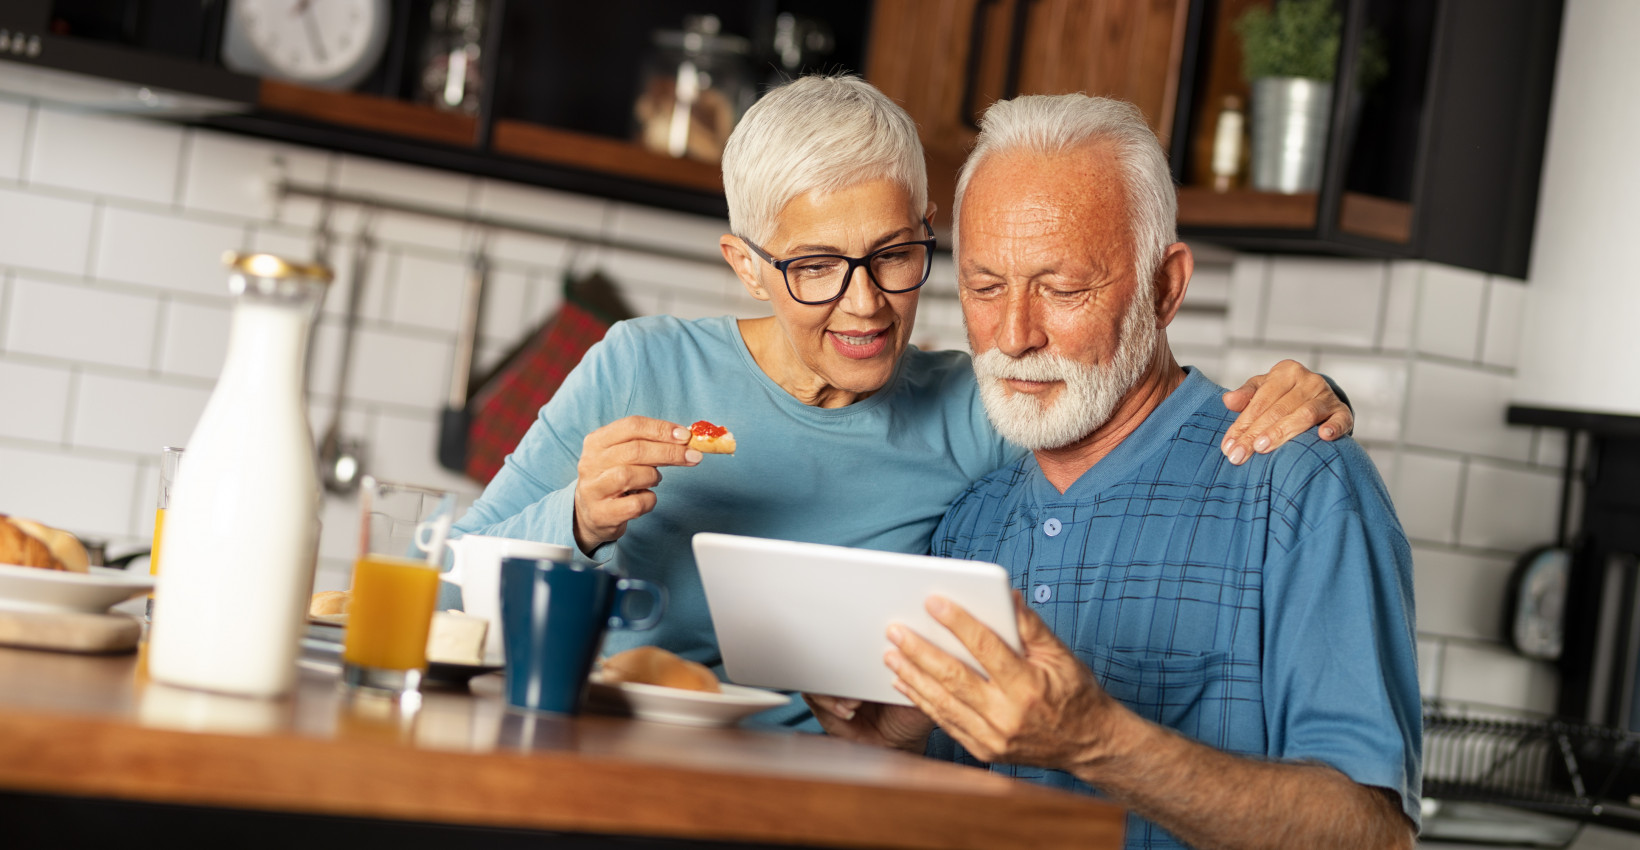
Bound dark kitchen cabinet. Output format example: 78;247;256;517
1168;0;1562;279
0;0;873;218
865;0;1190;240
1;0;1564;276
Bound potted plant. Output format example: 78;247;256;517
1235;0;1384;194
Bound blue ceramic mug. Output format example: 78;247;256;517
498;556;665;714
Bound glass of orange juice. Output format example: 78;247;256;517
148;446;185;622
341;478;467;700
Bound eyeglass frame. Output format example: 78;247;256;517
739;219;937;306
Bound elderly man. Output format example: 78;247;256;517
809;93;1420;850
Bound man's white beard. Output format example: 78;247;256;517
972;291;1159;451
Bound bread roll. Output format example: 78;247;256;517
0;518;60;570
309;590;351;617
601;646;721;693
9;518;89;573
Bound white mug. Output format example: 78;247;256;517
442;535;573;666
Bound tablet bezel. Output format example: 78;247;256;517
692;532;1022;706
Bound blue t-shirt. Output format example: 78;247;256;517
453;315;1018;726
930;368;1421;849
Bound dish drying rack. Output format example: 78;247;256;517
1423;703;1640;825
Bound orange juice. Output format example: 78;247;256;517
151;508;167;575
342;555;441;671
148;507;166;606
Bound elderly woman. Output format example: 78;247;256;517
452;75;1348;727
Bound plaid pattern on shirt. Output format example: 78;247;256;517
928;369;1421;850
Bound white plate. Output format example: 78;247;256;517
0;564;155;613
586;674;790;727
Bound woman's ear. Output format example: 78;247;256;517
720;234;771;302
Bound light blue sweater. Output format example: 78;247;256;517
452;315;1019;725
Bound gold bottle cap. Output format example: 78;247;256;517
221;252;334;284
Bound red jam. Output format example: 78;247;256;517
690;420;727;438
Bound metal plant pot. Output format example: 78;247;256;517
1249;76;1334;193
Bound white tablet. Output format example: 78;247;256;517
692;532;1021;706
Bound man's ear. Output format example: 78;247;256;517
1151;242;1193;329
720;235;771;302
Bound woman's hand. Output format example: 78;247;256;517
572;416;701;554
1220;360;1353;465
804;693;936;753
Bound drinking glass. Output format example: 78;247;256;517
341;478;466;700
147;446;184;622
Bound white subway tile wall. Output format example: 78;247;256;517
0;360;72;443
0;99;30;182
27;108;185;205
1414;263;1487;361
0;98;1559;717
1263;257;1385;348
1380;261;1420;351
182;131;333;226
5;276;159;369
0;186;97;276
94;206;249;295
1482;278;1527;369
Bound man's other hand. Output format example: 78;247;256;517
1220;359;1353;465
886;591;1121;771
804;693;935;753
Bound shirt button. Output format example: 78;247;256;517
1032;584;1052;604
1043;517;1062;537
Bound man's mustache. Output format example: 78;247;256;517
975;350;1080;383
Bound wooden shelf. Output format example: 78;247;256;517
1338;192;1413;244
1177;186;1412;243
258;81;480;148
492;120;724;195
1177;186;1318;230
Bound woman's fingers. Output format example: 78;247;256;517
1219;360;1348;464
1319;406;1354;442
583;417;700;468
572;416;715;551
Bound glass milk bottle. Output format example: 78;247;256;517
148;253;330;698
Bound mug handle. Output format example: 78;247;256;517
609;579;666;632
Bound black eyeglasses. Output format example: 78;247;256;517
741;219;937;305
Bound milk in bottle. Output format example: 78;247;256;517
148;253;329;698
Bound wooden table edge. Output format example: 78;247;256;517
0;706;1125;850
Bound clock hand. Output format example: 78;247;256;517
299;2;329;64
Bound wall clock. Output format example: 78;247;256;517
221;0;392;91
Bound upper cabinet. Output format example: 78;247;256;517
0;1;1562;276
866;0;1189;241
1168;0;1562;278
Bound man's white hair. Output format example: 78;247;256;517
722;75;928;246
953;94;1177;285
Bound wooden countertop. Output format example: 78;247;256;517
0;643;1125;849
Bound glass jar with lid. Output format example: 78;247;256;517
632;15;754;163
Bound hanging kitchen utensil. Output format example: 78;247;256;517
1505;545;1569;660
318;217;375;494
438;240;488;472
462;268;634;484
1505;432;1581;661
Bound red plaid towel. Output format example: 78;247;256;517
464;272;633;484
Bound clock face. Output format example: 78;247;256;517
228;0;390;90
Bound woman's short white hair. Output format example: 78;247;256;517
723;75;928;245
953;94;1177;285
